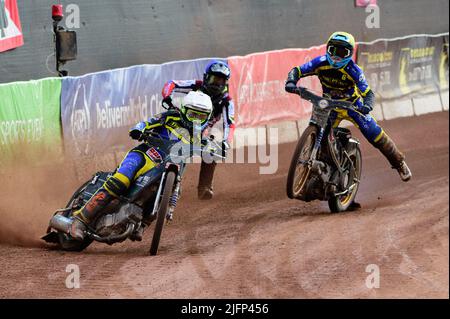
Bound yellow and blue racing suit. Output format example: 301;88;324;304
70;109;199;236
286;55;384;144
102;109;196;198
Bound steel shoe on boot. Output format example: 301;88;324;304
70;188;115;241
396;160;412;182
198;187;214;200
130;225;145;241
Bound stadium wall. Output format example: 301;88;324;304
1;33;448;165
0;0;449;83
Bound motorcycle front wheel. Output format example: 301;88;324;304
149;171;176;256
286;125;318;199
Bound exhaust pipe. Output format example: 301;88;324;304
49;214;73;234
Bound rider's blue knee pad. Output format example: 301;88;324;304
117;151;146;182
347;109;382;143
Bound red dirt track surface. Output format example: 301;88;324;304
0;111;448;298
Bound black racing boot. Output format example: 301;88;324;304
396;161;412;182
373;132;412;182
198;187;214;200
70;188;115;241
198;160;217;200
130;225;145;242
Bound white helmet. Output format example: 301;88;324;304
180;91;213;127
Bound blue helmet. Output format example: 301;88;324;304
203;60;231;96
326;31;355;69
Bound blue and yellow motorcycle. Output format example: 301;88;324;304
287;87;363;212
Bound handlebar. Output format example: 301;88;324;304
200;135;226;161
294;86;356;111
142;132;225;162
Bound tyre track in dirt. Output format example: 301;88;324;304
0;111;448;298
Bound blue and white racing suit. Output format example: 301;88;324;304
287;55;384;144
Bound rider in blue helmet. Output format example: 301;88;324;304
161;60;235;200
285;32;412;206
326;32;355;69
203;60;232;96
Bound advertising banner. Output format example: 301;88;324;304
0;77;62;163
357;34;449;100
61;58;223;158
439;34;449;90
227;46;326;128
160;57;227;105
0;0;23;52
61;65;163;158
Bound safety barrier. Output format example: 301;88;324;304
0;77;62;165
0;33;448;164
231;32;449;146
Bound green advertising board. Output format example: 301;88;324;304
0;77;63;164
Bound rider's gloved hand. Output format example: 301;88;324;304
359;90;375;114
358;104;373;115
129;129;144;141
129;122;146;141
201;138;208;146
285;81;298;93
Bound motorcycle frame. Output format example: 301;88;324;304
298;88;361;199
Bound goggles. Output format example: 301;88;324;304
185;108;210;123
207;74;227;86
327;45;352;59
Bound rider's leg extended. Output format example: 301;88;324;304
345;109;412;182
197;160;217;200
70;148;149;240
